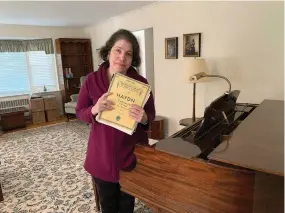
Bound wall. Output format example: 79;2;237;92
133;28;155;94
133;29;147;77
0;24;87;39
144;28;155;96
85;1;283;136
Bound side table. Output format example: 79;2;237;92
147;116;165;140
179;117;202;126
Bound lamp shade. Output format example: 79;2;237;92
184;58;211;83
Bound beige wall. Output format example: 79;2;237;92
0;24;88;39
84;1;284;136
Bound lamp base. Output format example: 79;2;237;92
179;117;202;127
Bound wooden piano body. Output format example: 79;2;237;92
120;99;284;213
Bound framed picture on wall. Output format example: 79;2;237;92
165;37;178;59
183;33;201;57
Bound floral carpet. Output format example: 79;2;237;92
0;120;152;213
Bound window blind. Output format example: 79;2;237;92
0;51;58;97
28;51;57;92
0;52;30;96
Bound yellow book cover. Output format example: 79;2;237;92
97;73;151;135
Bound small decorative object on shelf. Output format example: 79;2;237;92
65;68;69;78
65;68;73;78
68;68;73;78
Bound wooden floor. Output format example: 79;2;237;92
0;115;77;135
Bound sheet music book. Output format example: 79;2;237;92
97;73;151;135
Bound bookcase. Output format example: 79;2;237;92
55;38;93;103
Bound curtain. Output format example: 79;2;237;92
0;38;54;54
0;40;25;52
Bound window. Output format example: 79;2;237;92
28;51;57;92
0;52;30;96
0;51;58;97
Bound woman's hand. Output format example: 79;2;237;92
129;104;148;123
91;92;114;115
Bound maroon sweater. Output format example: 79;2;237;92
76;62;156;182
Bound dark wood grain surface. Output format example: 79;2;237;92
120;145;283;213
120;145;256;213
208;100;284;176
0;107;28;130
55;38;93;104
0;184;3;202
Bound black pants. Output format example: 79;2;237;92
93;177;135;213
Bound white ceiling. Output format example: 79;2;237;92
0;1;155;27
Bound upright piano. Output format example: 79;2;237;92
120;90;284;213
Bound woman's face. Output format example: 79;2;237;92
108;39;133;74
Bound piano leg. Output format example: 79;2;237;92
253;171;284;213
0;183;3;202
144;201;171;213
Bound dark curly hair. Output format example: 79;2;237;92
99;29;141;67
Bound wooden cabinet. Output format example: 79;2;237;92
147;116;165;140
0;107;28;130
55;38;93;103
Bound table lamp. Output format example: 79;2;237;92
184;58;211;123
185;58;232;123
190;72;231;94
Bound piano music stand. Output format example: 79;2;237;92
194;90;240;140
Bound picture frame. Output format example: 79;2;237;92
183;33;201;57
165;37;178;59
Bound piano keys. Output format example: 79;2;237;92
119;91;284;213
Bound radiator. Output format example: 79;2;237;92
0;95;30;110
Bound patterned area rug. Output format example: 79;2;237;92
0;120;152;213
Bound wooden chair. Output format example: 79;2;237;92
91;177;100;211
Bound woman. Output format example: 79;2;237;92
76;29;156;213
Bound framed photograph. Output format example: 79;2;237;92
183;33;201;57
165;37;178;59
